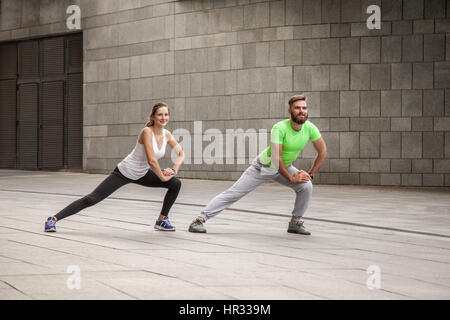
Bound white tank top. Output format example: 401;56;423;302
117;129;167;180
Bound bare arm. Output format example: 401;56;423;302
308;137;327;176
166;130;185;172
141;128;170;181
271;143;300;183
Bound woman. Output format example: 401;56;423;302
44;102;184;232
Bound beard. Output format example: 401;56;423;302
291;112;308;124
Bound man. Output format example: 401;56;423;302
189;94;327;235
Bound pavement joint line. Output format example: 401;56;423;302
1;188;450;239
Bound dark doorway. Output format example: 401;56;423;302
0;33;83;170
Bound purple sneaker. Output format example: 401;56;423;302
45;217;56;232
154;216;176;231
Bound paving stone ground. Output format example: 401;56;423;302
0;169;449;300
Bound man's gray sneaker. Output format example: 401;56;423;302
287;220;311;235
189;218;207;233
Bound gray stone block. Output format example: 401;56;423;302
338;173;360;185
446;132;450;158
276;66;293;92
303;0;322;25
360;173;381;185
255;42;269;67
381;36;401;62
424;0;446;18
381;132;401;158
381;90;401;116
401;174;422;186
341;0;361;23
371;64;391;90
435;62;450;89
242;43;257;68
360;91;380;116
412;117;434;131
391;117;411;131
423;132;444;158
413;20;434;34
402;90;422;116
311;66;330;91
391;159;412;173
340;132;360;157
312;24;331;38
350;117;369;131
329;118;350;131
402;35;424;62
403;0;424;19
340;38;360;63
320;91;340;117
436;19;450;33
320;39;340;64
446;174;450;186
434;117;450;131
380;173;401;185
402;132;422;158
270;0;285;27
360;132;380;158
447;35;450;61
293;66;312;91
321;0;340;23
423;89;444;116
340;91;360;116
446;90;450;116
269;41;284;66
286;0;303;25
434;160;450;173
330;65;349;90
321;132;340;158
424;34;445;61
412;63;434;89
330;159;349;172
412;159;433;173
381;0;402;21
392;21;413;35
293;25;312;39
316;172;339;184
302;39;321;65
243;2;270;29
391;63;412;89
351;64;370;90
285;40;302;65
350;159;370;172
331;23;350;37
369;159;390;173
361;37;380;63
207;46;231;71
423;174;444;186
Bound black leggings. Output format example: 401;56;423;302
54;167;181;221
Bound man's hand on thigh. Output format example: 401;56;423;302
292;170;311;183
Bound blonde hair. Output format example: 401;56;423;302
146;102;169;127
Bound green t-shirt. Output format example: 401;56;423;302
259;119;321;168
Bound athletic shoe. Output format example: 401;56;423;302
188;217;207;233
154;216;176;231
44;217;57;232
287;220;311;235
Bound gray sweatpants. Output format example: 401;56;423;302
200;159;313;222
